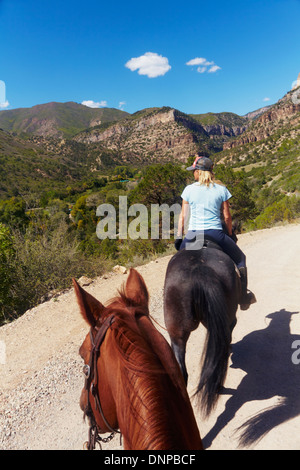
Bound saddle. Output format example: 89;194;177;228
186;234;223;252
186;234;240;277
202;236;223;251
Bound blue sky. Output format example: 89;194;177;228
1;0;300;116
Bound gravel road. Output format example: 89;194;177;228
1;223;300;450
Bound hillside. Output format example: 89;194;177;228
223;89;300;150
0;102;128;139
216;89;300;195
0;101;254;165
211;88;300;230
74;107;205;162
191;111;249;136
243;105;273;121
0;103;254;195
73;107;245;163
0;128;114;199
0;129;69;198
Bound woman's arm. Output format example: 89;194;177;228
177;200;189;237
222;200;232;236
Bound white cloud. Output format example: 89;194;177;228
186;57;208;66
0;101;9;109
263;97;270;102
208;65;221;73
81;100;107;108
125;52;171;78
187;57;221;74
119;101;126;110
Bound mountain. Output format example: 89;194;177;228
1;92;299;202
215;88;300;201
0;102;255;199
73;107;250;163
243;105;273;121
190;111;249;137
223;89;300;150
0;101;253;160
0;102;129;139
0;99;260;172
74;107;204;162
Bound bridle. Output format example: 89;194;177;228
82;314;121;450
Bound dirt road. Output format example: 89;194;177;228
1;223;300;450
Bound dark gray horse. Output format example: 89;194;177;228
163;239;240;416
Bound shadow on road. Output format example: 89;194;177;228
203;308;300;448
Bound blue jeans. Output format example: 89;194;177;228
180;229;246;268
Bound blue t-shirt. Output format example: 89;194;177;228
181;182;232;230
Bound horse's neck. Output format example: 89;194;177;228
117;374;179;449
109;347;182;450
106;318;201;450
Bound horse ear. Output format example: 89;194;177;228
125;268;149;309
73;279;105;327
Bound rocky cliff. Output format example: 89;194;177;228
74;107;212;163
190;111;249;139
223;90;300;150
203;123;248;137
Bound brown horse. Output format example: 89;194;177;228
74;268;203;450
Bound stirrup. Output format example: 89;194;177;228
240;291;256;310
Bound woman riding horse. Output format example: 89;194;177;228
175;155;256;310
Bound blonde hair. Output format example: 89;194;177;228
196;170;215;187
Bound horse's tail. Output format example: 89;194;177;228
193;273;231;416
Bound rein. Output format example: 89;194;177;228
82;314;121;450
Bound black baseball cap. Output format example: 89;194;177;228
186;156;214;172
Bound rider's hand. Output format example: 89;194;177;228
229;232;238;243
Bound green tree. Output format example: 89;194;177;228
113;166;134;179
0;224;15;323
249;195;300;230
130;163;188;206
0;197;29;230
128;163;187;245
214;165;257;226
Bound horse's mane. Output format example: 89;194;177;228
101;287;188;449
104;287;170;378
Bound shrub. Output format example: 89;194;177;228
0;224;16;323
0;221;111;325
248;195;300;230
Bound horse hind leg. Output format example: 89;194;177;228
163;281;192;385
170;336;189;385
